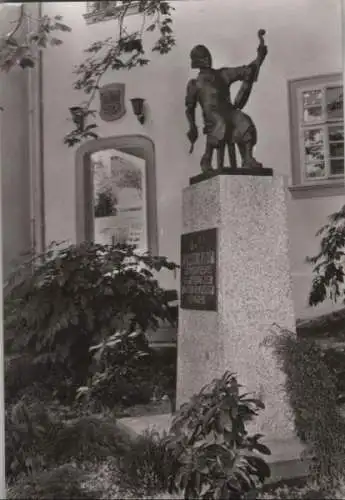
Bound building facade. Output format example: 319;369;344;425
0;3;33;284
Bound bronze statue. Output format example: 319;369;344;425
185;30;268;172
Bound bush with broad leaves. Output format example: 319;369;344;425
5;242;178;401
163;371;271;500
307;204;345;307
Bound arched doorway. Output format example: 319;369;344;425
75;135;158;255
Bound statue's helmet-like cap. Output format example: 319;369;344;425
190;45;212;69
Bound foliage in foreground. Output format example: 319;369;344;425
6;395;133;484
77;329;177;410
247;481;329;499
307;204;345;307
78;328;156;408
6;397;63;481
7;464;95;500
164;371;271;500
5;242;178;401
321;345;345;405
10;356;345;500
117;429;169;498
267;325;345;486
83;371;271;499
7;371;270;500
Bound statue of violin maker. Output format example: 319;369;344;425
185;30;268;172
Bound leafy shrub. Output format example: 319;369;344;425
164;371;271;500
6;394;134;483
6;397;64;482
151;346;177;406
5;353;75;406
52;415;132;464
78;332;177;410
118;429;169;497
247;482;327;499
268;325;345;485
7;464;95;499
5;242;178;400
5;354;47;405
78;329;156;408
321;346;345;405
307;204;345;306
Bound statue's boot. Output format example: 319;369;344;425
239;142;263;169
200;131;224;172
216;140;225;170
200;154;213;172
242;157;263;169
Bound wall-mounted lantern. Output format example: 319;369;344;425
130;97;146;125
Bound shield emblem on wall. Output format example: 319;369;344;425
99;83;126;122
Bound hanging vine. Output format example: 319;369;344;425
0;4;71;111
0;2;175;145
0;5;71;73
63;0;175;147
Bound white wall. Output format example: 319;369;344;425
0;4;31;282
41;0;343;318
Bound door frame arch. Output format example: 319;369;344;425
75;134;158;255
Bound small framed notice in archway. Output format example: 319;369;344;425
180;228;218;311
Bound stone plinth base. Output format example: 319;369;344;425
177;173;297;443
190;166;273;185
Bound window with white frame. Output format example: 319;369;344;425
85;1;140;23
289;74;344;189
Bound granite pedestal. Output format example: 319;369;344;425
177;172;298;443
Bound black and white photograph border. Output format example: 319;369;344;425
0;0;345;498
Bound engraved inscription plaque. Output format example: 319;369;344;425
180;228;217;311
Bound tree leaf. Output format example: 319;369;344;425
49;37;63;46
146;23;156;32
252;442;271;455
53;21;72;32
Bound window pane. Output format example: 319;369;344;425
326;86;343;119
330;159;344;176
304;129;324;161
303;128;325;179
303;89;322;107
329;142;344;158
305;162;326;179
87;1;120;14
329;124;344;142
303;106;322;122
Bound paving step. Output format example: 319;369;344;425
118;413;310;484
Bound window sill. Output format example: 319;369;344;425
84;2;140;24
288;180;345;199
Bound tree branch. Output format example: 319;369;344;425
64;0;175;148
5;3;25;40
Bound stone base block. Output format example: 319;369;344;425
177;173;297;443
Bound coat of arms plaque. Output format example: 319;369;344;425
99;83;126;122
